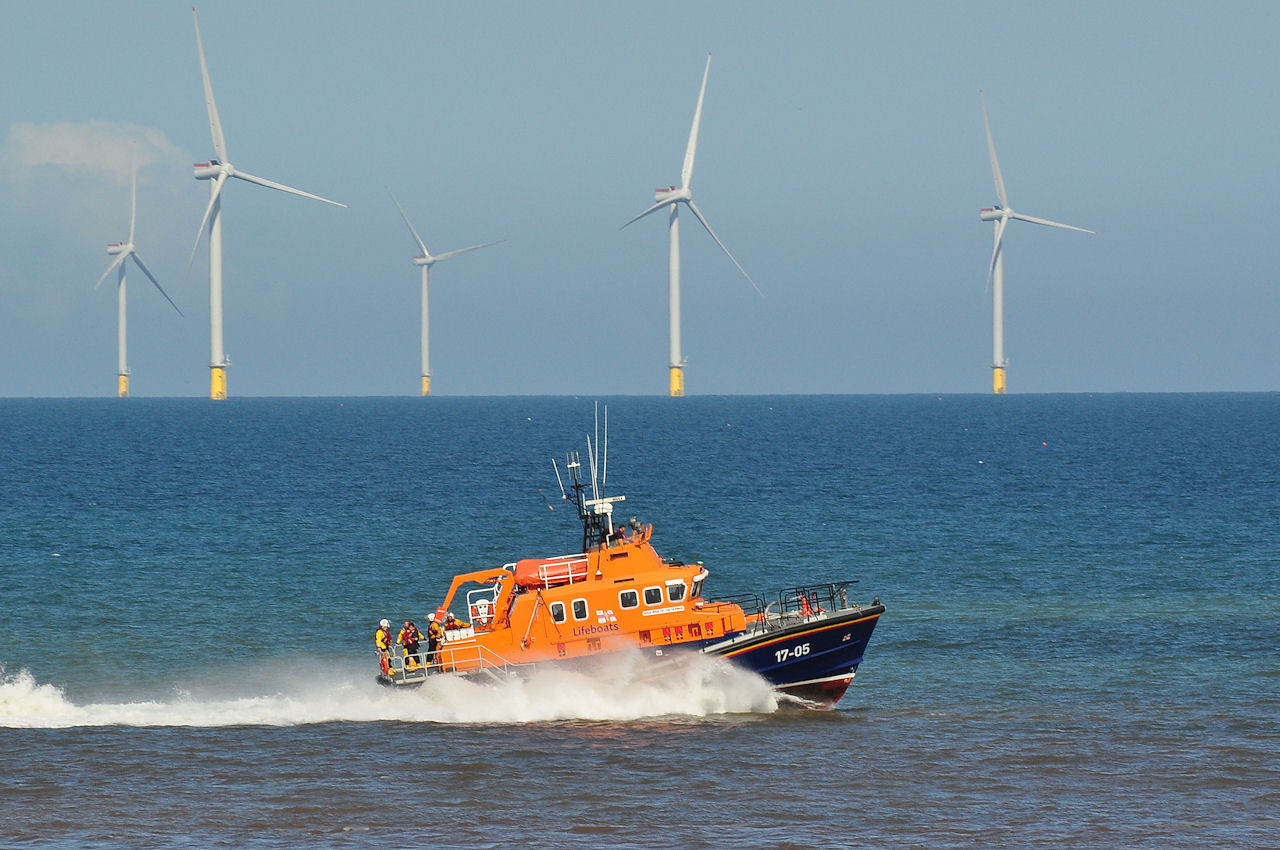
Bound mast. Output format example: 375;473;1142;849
558;415;626;553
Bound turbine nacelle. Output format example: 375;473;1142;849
106;242;129;256
411;255;431;266
193;162;224;180
979;207;1004;222
654;185;689;203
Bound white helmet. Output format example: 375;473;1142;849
427;613;436;621
379;619;390;629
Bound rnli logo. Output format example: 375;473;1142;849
596;608;617;625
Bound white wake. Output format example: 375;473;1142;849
0;652;780;728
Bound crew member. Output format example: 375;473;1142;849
426;613;444;664
398;620;423;669
375;618;393;675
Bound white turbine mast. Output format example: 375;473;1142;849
979;90;1094;394
94;149;183;398
622;53;761;397
388;188;502;396
188;6;348;400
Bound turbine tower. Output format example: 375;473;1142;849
94;154;183;398
980;91;1094;394
188;7;347;400
622;53;760;397
388;190;502;396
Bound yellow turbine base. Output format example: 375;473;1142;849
210;366;227;401
118;374;129;398
421;375;431;397
992;366;1007;395
669;366;684;397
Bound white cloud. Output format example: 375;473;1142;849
2;121;185;184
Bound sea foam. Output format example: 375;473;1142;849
0;652;778;728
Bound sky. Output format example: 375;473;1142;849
1;1;1277;397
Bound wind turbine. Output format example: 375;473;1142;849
94;154;183;398
388;189;502;396
622;53;760;397
980;91;1094;394
188;7;347;400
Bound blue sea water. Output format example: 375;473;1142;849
0;395;1276;848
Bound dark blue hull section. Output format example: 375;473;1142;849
704;606;884;706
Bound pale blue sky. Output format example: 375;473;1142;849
2;1;1277;396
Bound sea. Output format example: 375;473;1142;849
0;394;1276;848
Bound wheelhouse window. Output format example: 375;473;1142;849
572;598;589;621
550;601;566;623
619;589;640;609
690;575;705;599
643;586;663;606
666;581;686;603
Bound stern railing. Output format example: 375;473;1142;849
379;642;525;683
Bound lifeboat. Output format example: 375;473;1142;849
375;419;885;709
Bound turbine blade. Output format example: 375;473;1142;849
685;199;762;297
432;240;505;263
981;91;1008;209
94;252;127;291
1009;212;1095;234
387;188;429;257
192;7;229;163
620;198;674;230
681;53;712;190
188;170;228;273
128;151;138;244
232;170;348;208
131;253;184;316
987;216;1008;284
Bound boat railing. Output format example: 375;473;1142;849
718;592;768;621
772;581;859;622
380;649;432;684
434;641;521;677
380;641;525;684
720;581;862;634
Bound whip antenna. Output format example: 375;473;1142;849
552;459;568;501
588;401;600;501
